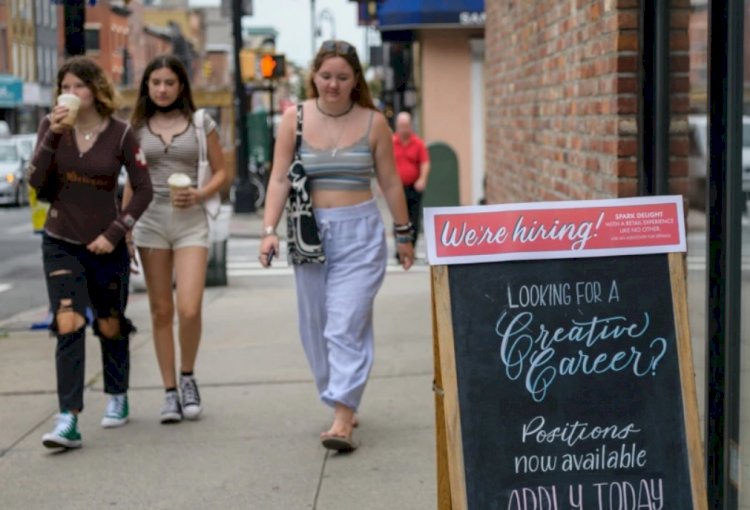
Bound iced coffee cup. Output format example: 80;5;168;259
56;94;81;127
168;172;192;206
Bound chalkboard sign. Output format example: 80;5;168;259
426;197;706;510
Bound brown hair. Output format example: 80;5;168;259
307;40;376;110
55;56;119;117
130;55;196;128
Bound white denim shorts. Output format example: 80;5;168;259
133;194;209;249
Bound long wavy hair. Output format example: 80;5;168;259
55;56;119;117
130;55;196;128
307;40;376;110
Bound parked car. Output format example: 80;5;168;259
688;115;750;211
12;133;36;163
0;140;29;206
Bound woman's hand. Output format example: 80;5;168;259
172;187;204;208
49;105;73;134
258;233;280;268
396;240;414;270
87;235;115;255
125;233;140;274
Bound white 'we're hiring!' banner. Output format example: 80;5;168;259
423;196;686;266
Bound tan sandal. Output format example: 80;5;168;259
321;433;357;452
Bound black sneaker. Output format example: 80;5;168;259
160;390;182;424
180;375;202;420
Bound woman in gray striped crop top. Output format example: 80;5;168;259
259;40;414;453
125;55;227;424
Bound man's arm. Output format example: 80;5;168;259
414;138;430;192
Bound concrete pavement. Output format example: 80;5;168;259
0;205;737;510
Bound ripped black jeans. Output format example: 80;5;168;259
42;233;134;412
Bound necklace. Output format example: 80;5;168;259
316;98;355;118
322;114;352;157
76;120;105;142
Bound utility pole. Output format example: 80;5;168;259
310;0;316;60
64;0;86;57
231;0;253;213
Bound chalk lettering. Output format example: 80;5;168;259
496;311;668;401
594;478;663;510
521;416;641;447
507;283;572;309
507;486;559;510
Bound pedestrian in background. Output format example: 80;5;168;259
258;40;414;452
28;56;153;449
125;55;227;424
393;111;430;255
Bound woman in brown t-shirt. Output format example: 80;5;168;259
28;57;153;449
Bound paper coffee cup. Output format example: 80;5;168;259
168;173;192;204
56;94;81;127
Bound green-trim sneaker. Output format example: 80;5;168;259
42;412;82;449
101;394;129;428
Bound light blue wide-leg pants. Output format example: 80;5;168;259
293;199;387;411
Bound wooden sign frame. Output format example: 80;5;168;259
430;253;707;510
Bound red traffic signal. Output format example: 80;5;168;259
260;54;285;79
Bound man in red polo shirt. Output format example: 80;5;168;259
393;111;430;254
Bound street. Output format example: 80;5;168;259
0;205;743;328
0;205;47;323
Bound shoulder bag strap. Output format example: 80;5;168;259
194;109;207;163
294;104;303;161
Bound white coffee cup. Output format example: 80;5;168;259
56;94;81;127
168;173;192;206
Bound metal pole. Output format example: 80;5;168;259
268;85;275;165
310;0;317;60
231;0;253;213
637;0;670;196
706;0;743;508
64;0;86;57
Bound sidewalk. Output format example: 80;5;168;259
0;204;713;509
0;224;436;509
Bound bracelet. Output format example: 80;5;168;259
394;222;413;233
262;225;277;237
396;235;412;245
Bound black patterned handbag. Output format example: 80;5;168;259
286;104;325;265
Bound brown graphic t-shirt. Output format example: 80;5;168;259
28;116;153;246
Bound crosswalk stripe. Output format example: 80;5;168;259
0;283;12;294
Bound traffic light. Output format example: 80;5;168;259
259;54;285;80
239;48;256;81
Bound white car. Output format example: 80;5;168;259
12;133;36;163
688;115;750;211
0;140;29;206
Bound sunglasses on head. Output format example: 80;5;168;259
320;40;357;57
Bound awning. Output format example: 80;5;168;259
376;0;485;31
0;75;23;108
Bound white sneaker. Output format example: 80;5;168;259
101;394;129;428
180;375;202;420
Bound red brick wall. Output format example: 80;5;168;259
484;0;690;204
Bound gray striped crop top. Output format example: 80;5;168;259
299;112;375;192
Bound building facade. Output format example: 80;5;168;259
484;1;689;205
372;0;485;205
